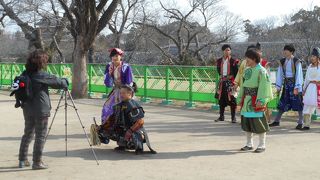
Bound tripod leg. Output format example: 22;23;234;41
45;91;65;142
65;90;68;156
66;90;99;165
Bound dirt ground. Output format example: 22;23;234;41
0;91;319;180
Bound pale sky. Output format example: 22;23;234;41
223;0;320;21
2;0;320;33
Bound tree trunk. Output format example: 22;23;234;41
114;33;121;48
71;35;88;99
88;46;95;63
28;28;44;51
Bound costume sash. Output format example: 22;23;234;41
317;84;320;109
251;95;266;112
241;87;266;112
218;57;233;100
109;62;123;86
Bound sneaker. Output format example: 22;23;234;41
19;160;30;168
301;126;310;131
240;146;253;151
295;124;303;130
254;148;265;153
215;117;224;122
32;161;48;170
269;121;280;127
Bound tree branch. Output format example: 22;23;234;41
135;22;180;49
97;0;108;13
0;0;34;34
57;0;77;37
97;0;120;34
148;37;176;64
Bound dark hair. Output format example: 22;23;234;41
109;48;124;58
256;42;261;50
284;44;295;53
247;44;256;51
110;49;119;58
311;47;320;58
120;85;135;94
245;49;261;64
247;42;261;51
25;50;49;73
222;44;231;51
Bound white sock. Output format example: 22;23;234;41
246;132;253;147
258;133;266;148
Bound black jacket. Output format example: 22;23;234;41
216;57;239;79
113;99;144;129
22;71;68;117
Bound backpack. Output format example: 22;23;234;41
9;71;33;108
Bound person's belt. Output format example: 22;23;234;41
284;77;295;83
244;87;258;96
310;80;320;85
220;75;233;81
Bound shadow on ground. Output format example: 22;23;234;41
43;148;239;162
1;120;319;143
0;134;89;141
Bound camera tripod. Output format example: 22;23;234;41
45;89;99;165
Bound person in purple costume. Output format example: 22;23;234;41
101;48;134;125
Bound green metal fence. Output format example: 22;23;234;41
0;62;279;108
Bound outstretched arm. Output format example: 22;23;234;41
36;73;68;89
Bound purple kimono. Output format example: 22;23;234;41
101;62;134;124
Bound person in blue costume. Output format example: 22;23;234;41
269;44;304;129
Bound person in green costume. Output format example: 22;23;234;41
237;49;273;153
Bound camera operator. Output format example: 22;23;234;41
18;50;68;170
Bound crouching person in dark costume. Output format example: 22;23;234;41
93;85;156;155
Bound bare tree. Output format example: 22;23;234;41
57;0;119;98
108;0;142;48
0;0;68;62
136;0;241;65
244;6;320;63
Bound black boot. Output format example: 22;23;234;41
215;116;225;122
215;106;225;122
301;126;310;130
231;106;236;123
269;121;280;127
295;124;303;130
135;148;144;155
